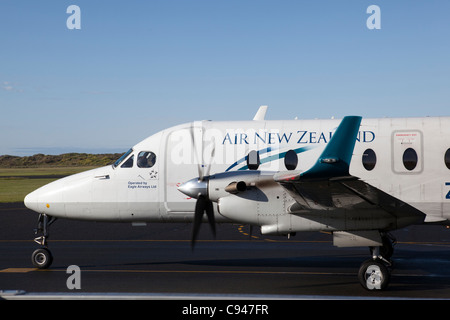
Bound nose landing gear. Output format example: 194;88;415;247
31;247;53;269
31;214;56;269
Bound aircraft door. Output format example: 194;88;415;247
392;130;423;174
163;127;200;215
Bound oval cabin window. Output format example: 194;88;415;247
403;148;418;171
444;149;450;169
362;148;376;171
445;149;450;170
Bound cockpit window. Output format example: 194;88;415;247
137;151;156;168
121;155;134;168
113;149;133;168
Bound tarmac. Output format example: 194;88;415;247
2;203;450;302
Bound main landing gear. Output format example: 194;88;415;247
358;233;396;290
31;214;56;269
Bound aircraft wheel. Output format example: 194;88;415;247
358;259;390;291
31;248;53;269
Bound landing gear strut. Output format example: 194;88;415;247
31;214;56;269
358;233;395;290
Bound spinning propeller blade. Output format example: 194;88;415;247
191;195;216;249
184;123;217;249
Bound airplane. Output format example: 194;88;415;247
23;106;450;291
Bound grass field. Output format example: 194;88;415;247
0;178;57;203
0;167;95;203
0;167;96;177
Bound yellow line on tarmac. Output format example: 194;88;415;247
0;268;36;273
2;238;450;246
0;239;332;243
84;269;354;276
0;267;427;278
0;266;353;276
10;268;354;276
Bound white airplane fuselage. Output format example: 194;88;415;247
24;117;450;235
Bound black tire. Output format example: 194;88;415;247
358;259;390;290
31;248;53;269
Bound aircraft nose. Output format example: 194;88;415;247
24;189;39;212
23;178;66;217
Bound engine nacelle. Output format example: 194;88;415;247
178;170;303;233
217;194;259;225
209;171;290;227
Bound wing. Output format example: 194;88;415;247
274;116;425;227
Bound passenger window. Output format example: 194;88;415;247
121;155;134;168
137;151;156;168
362;149;376;171
403;148;418;171
445;149;450;170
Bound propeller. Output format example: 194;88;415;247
180;123;217;249
191;194;216;248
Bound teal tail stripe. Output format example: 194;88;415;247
300;116;362;179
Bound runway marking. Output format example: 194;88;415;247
0;267;440;278
0;239;333;244
0;264;359;276
0;266;353;276
0;268;36;273
8;268;355;276
237;225;259;239
3;239;450;247
3;268;435;278
81;269;355;276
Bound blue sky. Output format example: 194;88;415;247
1;1;450;156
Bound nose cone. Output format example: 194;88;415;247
23;178;66;217
23;166;112;219
178;178;208;199
24;189;39;212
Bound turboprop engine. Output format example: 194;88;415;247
178;170;291;246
